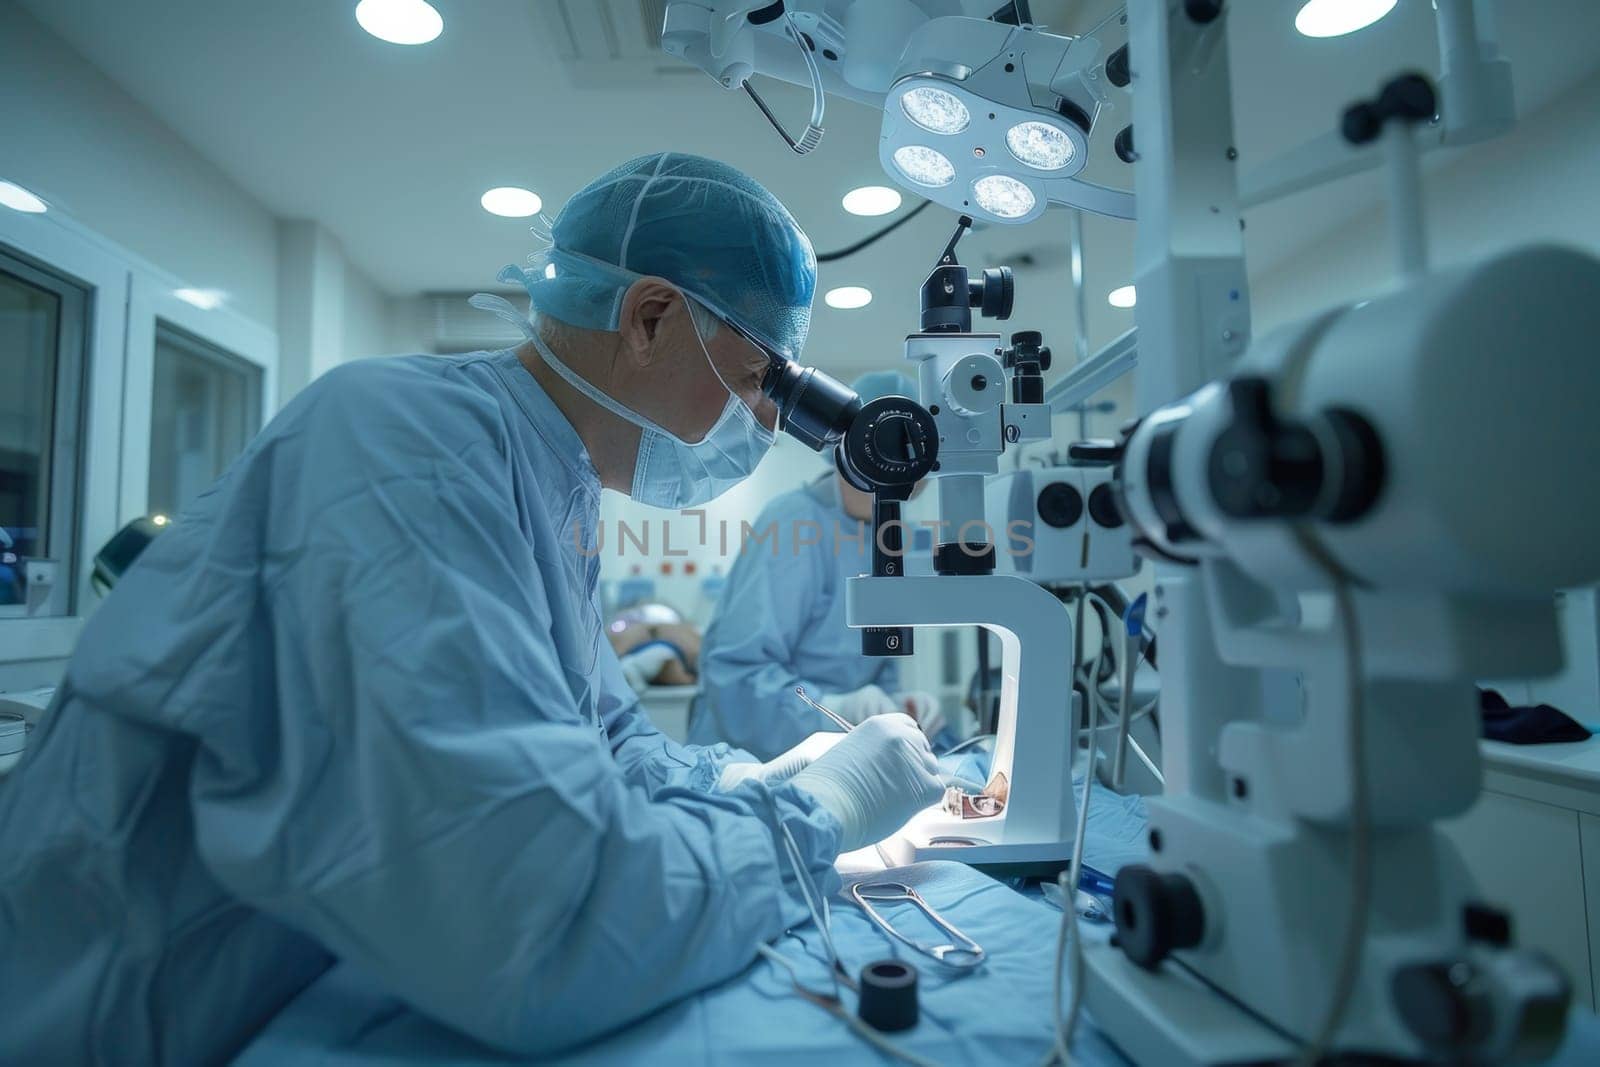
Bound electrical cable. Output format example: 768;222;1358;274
1296;579;1370;1064
817;200;934;263
1036;588;1127;1067
944;732;996;756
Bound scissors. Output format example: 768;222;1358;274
849;881;986;970
795;685;855;733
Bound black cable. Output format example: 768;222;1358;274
816;200;934;263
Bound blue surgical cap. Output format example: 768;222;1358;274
852;370;917;404
503;152;817;362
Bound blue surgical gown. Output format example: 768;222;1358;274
689;476;899;759
0;350;841;1065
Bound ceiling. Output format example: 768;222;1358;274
18;0;1600;375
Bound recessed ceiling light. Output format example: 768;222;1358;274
1108;285;1136;308
824;286;873;310
174;288;226;310
481;187;543;218
842;185;903;217
0;180;48;213
355;0;443;46
1294;0;1397;38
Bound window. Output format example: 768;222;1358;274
0;247;87;619
147;323;262;519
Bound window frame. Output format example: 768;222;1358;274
0;207;129;662
0;247;89;620
144;318;266;520
121;274;277;524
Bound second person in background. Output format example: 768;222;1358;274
690;371;949;761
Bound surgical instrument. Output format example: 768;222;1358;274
795;685;855;733
848;882;986;971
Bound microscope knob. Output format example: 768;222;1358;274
1112;865;1205;970
1036;482;1084;529
871;413;920;464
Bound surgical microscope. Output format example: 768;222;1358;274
670;0;1600;1061
761;212;1085;871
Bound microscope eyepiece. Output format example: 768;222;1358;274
762;359;861;452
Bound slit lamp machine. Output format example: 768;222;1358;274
664;1;1600;1062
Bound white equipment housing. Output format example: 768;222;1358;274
987;465;1138;586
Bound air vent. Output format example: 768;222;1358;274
425;292;527;355
533;0;703;88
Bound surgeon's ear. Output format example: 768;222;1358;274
618;277;682;368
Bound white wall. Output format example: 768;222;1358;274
276;220;398;397
0;0;278;327
0;0;397;394
1248;68;1600;331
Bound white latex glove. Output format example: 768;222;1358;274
821;684;899;726
790;714;944;852
715;731;848;791
895;690;946;740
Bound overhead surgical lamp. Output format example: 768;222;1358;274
661;2;1135;223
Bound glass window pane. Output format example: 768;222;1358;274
0;251;84;618
149;324;263;519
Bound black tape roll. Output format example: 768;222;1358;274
857;959;919;1032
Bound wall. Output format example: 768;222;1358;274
1248;67;1600;331
276;220;398;397
0;0;278;327
0;1;399;395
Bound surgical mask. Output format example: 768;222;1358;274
525;297;775;509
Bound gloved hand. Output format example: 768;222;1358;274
790;714;944;852
716;732;848;791
895;690;947;741
821;684;899;725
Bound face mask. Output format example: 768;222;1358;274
527;296;775;509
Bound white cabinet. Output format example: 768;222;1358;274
1442;739;1600;1012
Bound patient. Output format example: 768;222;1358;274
607;612;702;692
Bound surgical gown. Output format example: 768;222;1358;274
0;350;841;1065
689;476;899;759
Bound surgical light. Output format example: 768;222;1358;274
1294;0;1397;38
0;180;47;214
842;185;902;217
972;175;1036;220
174;288;225;311
900;86;970;135
824;286;873;310
355;0;443;45
1108;285;1137;308
480;187;542;218
1006;121;1076;171
892;146;956;188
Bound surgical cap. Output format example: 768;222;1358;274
505;152;817;362
852;370;917;404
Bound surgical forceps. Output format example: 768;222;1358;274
849;882;986;971
796;685;855;733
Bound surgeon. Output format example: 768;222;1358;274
689;371;947;760
0;153;944;1065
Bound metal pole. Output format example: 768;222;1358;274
1068;208;1091;439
